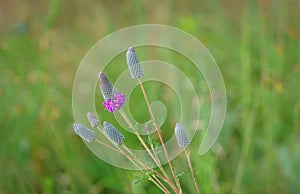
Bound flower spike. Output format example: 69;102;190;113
103;121;125;145
73;123;95;142
99;72;126;112
175;123;190;148
87;112;99;127
126;47;144;78
98;72;118;101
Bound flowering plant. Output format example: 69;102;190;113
73;47;200;194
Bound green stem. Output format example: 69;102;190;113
149;176;170;194
184;149;200;194
122;144;172;193
137;78;181;193
118;109;178;193
94;130;170;193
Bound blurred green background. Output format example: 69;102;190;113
1;0;299;193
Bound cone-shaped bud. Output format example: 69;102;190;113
103;121;124;145
98;72;118;100
126;47;143;78
73;123;95;142
87;112;99;127
175;123;190;148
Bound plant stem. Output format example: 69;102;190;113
184;149;200;194
94;137;144;171
122;144;170;193
148;132;160;162
122;144;161;177
118;109;160;164
118;109;178;193
149;176;170;194
94;136;140;170
94;135;170;193
96;126;151;173
94;137;122;154
137;78;181;193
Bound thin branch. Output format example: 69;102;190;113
97;124;174;193
118;109;178;193
138;78;181;193
94;136;170;193
123;143;169;193
184;149;200;194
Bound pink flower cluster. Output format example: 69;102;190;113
103;93;126;112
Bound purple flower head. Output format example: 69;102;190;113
103;93;126;112
103;100;116;112
114;93;126;105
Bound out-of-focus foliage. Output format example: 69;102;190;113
0;0;299;193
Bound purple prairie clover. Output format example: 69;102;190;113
126;47;144;79
103;100;117;112
102;93;126;112
98;72;126;112
114;93;126;105
73;123;95;142
86;112;99;127
103;121;124;145
175;123;190;148
98;72;118;101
